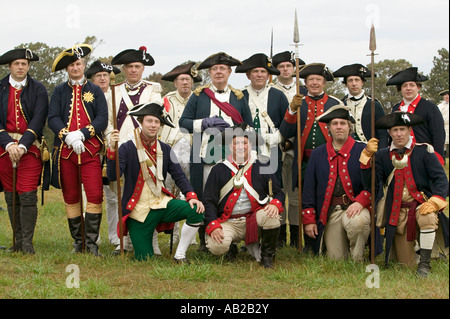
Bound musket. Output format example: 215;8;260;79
12;161;17;249
110;72;124;256
269;28;274;84
78;154;85;252
293;9;304;251
369;23;377;264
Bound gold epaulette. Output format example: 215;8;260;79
229;85;244;100
193;84;211;96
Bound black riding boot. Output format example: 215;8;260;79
260;227;280;269
18;191;38;254
84;212;102;256
4;191;22;252
68;216;83;253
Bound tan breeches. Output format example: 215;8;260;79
206;209;280;256
390;207;438;267
322;206;371;261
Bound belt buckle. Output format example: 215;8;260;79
342;194;349;205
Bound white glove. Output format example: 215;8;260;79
264;131;282;147
65;130;85;146
72;139;85;154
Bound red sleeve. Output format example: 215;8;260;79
283;108;297;124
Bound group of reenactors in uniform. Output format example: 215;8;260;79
0;43;448;277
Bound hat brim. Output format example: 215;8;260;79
128;103;175;128
52;44;92;72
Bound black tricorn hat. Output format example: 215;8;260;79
299;63;334;81
272;51;305;68
375;111;425;129
127;102;175;128
333;63;373;80
52;44;92;72
386;67;428;86
85;60;121;79
0;48;39;65
111;46;155;66
439;89;449;96
161;62;202;82
235;53;280;75
197;52;242;70
317;104;356;124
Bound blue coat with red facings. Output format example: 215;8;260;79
392;96;445;161
106;138;198;234
203;159;285;236
369;143;449;262
301;137;379;255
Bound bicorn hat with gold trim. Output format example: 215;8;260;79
52;44;92;72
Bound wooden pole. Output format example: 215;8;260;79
110;73;124;256
293;9;304;252
369;24;377;264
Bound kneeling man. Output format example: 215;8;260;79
107;102;204;263
302;105;372;261
203;123;284;268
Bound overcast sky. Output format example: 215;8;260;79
3;0;449;88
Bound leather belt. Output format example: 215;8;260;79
330;194;352;207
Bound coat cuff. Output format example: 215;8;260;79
301;207;316;225
354;190;372;208
185;191;198;201
269;198;284;214
107;147;116;160
283;108;297;124
206;220;222;236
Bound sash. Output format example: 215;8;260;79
219;151;269;205
203;88;243;124
132;128;164;197
118;84;140;131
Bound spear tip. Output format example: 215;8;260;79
369;23;377;52
293;9;299;44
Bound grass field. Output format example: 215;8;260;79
0;165;448;301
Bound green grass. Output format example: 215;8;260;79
1;165;449;300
